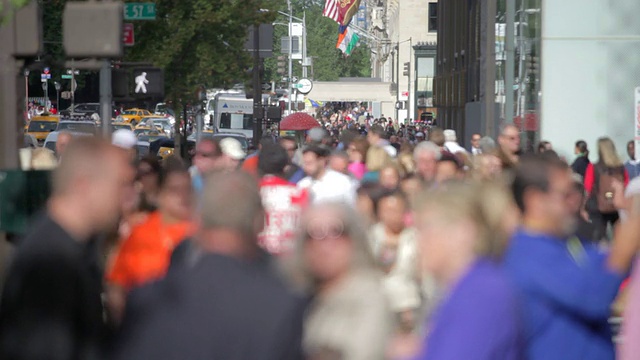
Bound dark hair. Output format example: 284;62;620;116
537;141;551;153
370;124;386;137
258;135;275;149
429;127;445;147
258;143;289;176
159;156;189;190
575;140;588;156
138;156;161;177
374;189;408;217
511;154;569;212
279;136;297;144
302;144;331;158
438;151;462;169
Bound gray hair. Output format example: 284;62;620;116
413;141;442;161
291;202;378;290
443;129;457;142
479;136;496;153
200;170;264;239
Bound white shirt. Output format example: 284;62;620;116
472;147;482;155
298;169;357;206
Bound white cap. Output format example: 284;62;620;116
443;129;457;142
220;138;246;160
415;132;425;137
112;129;137;149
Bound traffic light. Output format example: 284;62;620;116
403;62;410;77
528;56;539;75
277;55;286;76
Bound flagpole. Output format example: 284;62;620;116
287;0;293;113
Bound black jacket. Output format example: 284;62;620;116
111;253;305;360
571;155;590;180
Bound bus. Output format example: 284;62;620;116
212;94;254;139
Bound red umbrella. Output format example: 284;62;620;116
280;112;321;131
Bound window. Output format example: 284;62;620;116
219;113;254;130
428;3;438;32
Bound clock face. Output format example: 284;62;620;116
297;78;313;94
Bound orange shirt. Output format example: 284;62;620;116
106;212;193;289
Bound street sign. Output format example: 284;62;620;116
61;74;73;79
123;23;135;46
40;74;51;81
124;3;156;20
261;83;272;91
66;69;80;75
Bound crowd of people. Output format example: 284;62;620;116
1;121;640;360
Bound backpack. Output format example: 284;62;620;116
594;164;625;213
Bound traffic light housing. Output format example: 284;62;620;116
277;55;286;76
403;62;410;77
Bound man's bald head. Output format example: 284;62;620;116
52;137;134;232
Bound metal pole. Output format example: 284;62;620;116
302;11;307;79
287;0;293;113
252;24;263;142
395;42;400;122
504;0;515;124
99;60;112;139
71;64;75;111
408;37;412;122
0;9;23;168
44;80;48;112
516;0;526;125
483;0;497;137
25;71;29;118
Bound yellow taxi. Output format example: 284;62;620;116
26;115;60;144
158;147;174;160
117;108;152;126
133;125;152;137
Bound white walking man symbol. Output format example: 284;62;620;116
135;72;149;94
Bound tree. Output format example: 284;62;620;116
263;0;371;84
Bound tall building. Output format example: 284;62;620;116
367;0;438;123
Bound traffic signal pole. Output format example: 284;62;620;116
252;23;263;142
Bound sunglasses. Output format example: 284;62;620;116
305;219;346;241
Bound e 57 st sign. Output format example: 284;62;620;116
124;3;156;20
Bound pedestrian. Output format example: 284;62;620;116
298;145;357;205
567;173;597;242
497;124;521;169
624;140;640;179
584;137;629;240
570;140;590;179
505;154;639;360
219;137;246;171
0;138;134;360
537;140;552;153
111;171;305;360
369;191;421;333
413;141;441;184
105;157;194;323
346;136;369;180
189;138;223;193
278;136;306;184
379;164;402;190
428;127;445;149
257;143;309;256
368;124;397;157
470;133;482;155
414;181;523;360
55;130;73;160
435;152;463;183
135;156;162;212
242;136;274;177
442;129;467;154
363;146;394;183
294;202;391;360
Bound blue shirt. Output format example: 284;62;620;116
417;259;524;360
625;160;640;180
504;229;624;360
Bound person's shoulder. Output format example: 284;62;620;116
297;176;312;188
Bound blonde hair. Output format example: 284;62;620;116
414;181;516;258
597;137;623;168
366;146;393;172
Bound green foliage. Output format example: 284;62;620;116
125;0;278;104
263;0;371;83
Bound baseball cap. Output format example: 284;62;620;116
415;132;425;138
112;129;137;150
220;137;246;160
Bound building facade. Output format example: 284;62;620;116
367;0;438;123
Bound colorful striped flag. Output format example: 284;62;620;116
337;0;362;26
323;0;340;23
336;27;360;56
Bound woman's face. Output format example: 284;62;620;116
347;144;363;163
157;172;193;221
303;209;354;283
380;167;400;190
137;162;159;195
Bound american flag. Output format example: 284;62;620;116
323;0;340;23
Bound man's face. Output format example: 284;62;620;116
500;127;520;154
367;132;380;146
532;168;576;236
471;134;481;149
628;142;635;160
415;151;438;182
329;156;349;175
158;172;193;221
390;135;398;144
281;140;297;161
89;150;135;232
302;152;326;179
193;141;219;173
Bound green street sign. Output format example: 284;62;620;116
124;3;156;20
61;74;73;79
